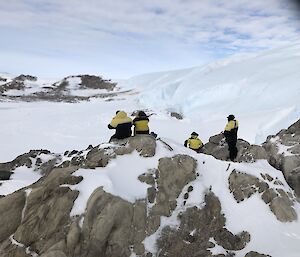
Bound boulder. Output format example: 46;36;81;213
156;193;250;257
202;134;267;162
128;135;156;157
228;170;268;202
147;155;197;234
81;187;139;257
263;119;300;196
269;197;297;222
245;252;271;257
0;170;13;180
0;191;26;242
229;170;297;222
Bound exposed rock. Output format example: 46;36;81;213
269;197;297;222
245;251;271;257
156;193;250;257
81;188;137;257
85;147;113;168
229;170;297;222
228;170;269;202
261;188;278;204
202;134;267;162
40;251;67;257
0;191;26;242
0;131;296;257
146;155;197;234
138;171;156;185
0;170;13;180
128;135;157;157
170;112;183;120
0;149;51;173
0;74;123;103
80;75;116;91
263;119;300;196
14;74;37;81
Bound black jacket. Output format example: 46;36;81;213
108;122;132;139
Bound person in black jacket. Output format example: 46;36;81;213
223;114;239;161
133;111;150;135
108;111;132;142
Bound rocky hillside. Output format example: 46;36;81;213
0;74;129;102
0;119;300;257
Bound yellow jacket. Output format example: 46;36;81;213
109;111;132;128
186;136;203;150
133;119;149;132
224;120;239;132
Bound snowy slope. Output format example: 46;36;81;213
0;42;300;161
119;42;300;143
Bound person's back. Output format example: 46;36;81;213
184;132;203;152
133;111;149;135
224;116;239;142
224;114;239;161
108;111;132;140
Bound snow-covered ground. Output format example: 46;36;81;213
1;42;299;161
1;42;300;256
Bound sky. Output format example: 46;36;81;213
0;0;300;79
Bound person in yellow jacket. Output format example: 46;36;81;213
224;114;239;161
133;111;149;135
108;110;132;141
184;132;203;153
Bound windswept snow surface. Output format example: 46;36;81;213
1;43;300;161
68;142;173;216
119;42;300;143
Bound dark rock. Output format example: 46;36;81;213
187;185;193;192
0;171;13;180
183;193;189;199
261;188;278;204
269;197;297;222
262;119;300;196
170;112;183;120
156;193;250;257
80;75;116;91
147;187;156;203
0;191;26;242
202;133;267;163
245;251;271;257
228;170;269;202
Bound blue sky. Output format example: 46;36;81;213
0;0;300;79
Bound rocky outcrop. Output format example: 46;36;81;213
146;155;197;234
263;119;300;196
0;150;60;178
202;134;267;163
156;192;250;257
229;170;297;222
0;134;293;256
80;75;116;91
0;74;123;103
245;252;271;257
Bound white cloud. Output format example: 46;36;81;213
0;0;300;78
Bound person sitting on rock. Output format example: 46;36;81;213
184;132;203;153
133;111;150;135
108;110;132;142
224;114;239;161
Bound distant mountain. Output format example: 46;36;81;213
0;74;120;102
